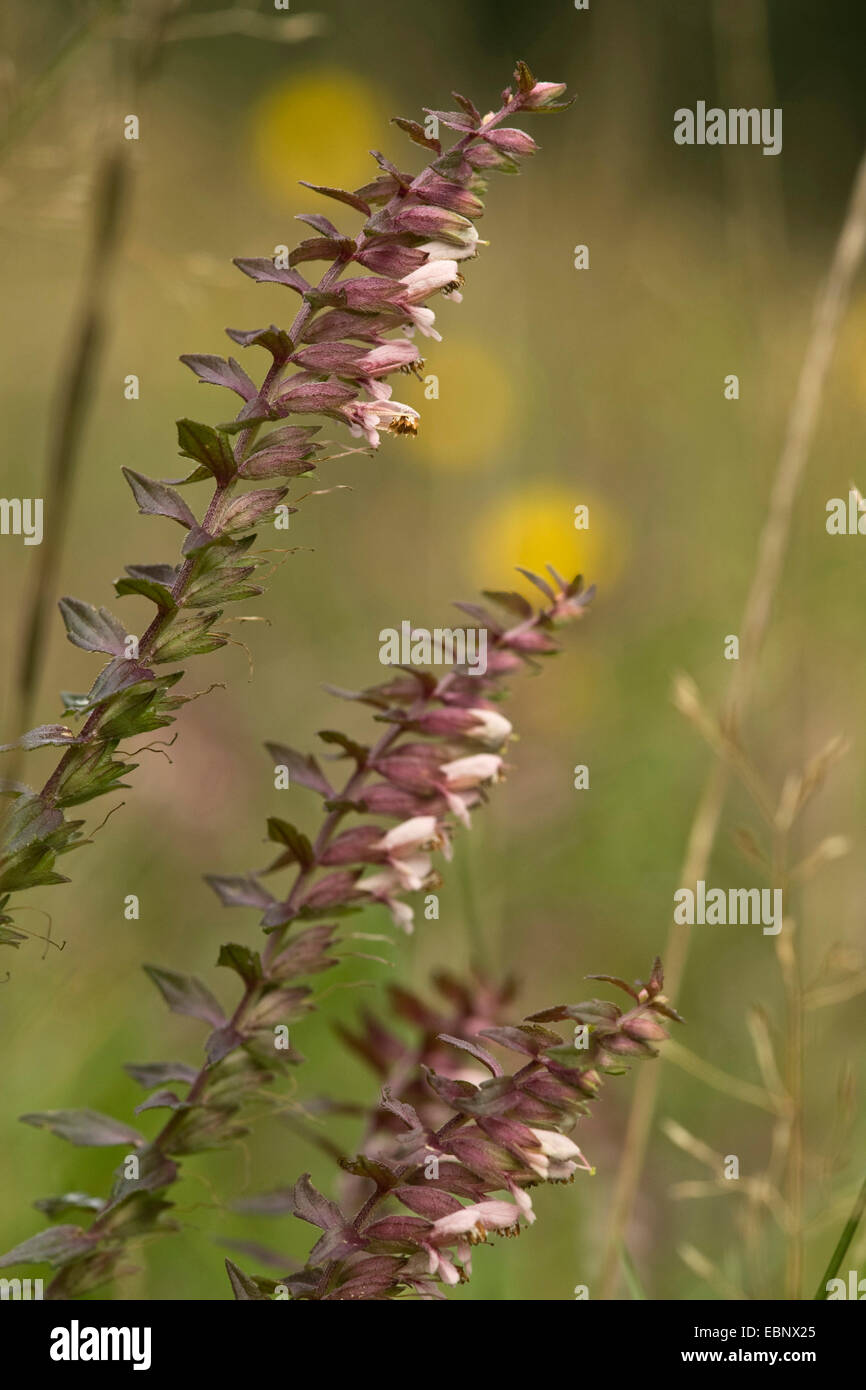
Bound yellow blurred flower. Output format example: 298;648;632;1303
250;70;385;204
415;340;515;470
473;486;628;593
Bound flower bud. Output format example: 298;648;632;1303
522;81;567;109
485;128;538;157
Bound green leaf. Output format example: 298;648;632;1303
482;588;534;619
264;742;333;797
298;180;372;214
265;818;315;868
176;418;238;486
225;1257;270;1301
58;598;130;657
150;611;227;664
391;117;441;154
122;469;197;529
99;689;174;740
179;356;256;401
0;924;27;948
60;692;92;714
206;875;276;910
0;844;69;893
217;942;263;985
114;574;178;613
53;742;136;808
181;524;223;557
144;964;225;1027
0;1225;95;1269
317;729;368;765
185;578;263;607
84;659;155;710
0;724;85;754
123;1061;198;1089
0;794;63;854
33;1192;105;1218
245;986;310;1031
225;325;294;364
20;1109;145;1148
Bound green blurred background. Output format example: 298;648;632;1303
1;0;865;1300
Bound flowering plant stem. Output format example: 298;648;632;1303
1;564;591;1298
0;60;569;955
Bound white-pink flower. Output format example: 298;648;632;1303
463;709;513;748
420;225;483;262
396;260;464;336
357;866;425;932
438;753;504;825
375;815;450;864
429;1199;522;1245
527;1127;593;1180
400;259;461;300
341;399;419;448
359;340;420;377
440;753;505;790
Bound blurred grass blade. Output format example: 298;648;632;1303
814;1172;866;1299
620;1243;646;1300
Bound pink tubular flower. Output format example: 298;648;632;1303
342;398;420;447
421;1245;463;1286
438;753;504;825
414;706;512;748
357;866;426;932
527;1128;593;1181
359;340;421;378
419;225;483;263
506;1181;536;1225
400;260;463;302
458;709;512;748
429;1200;523;1245
374;815;451;868
397;260;464;338
402;304;439;341
440;753;504;788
